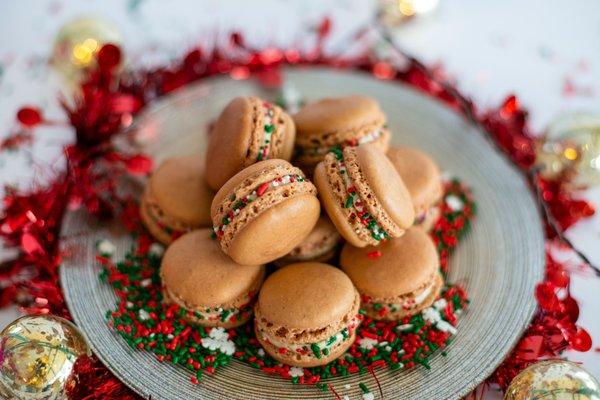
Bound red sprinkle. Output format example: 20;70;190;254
367;250;382;259
256;182;270;196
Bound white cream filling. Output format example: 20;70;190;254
372;280;435;313
259;315;361;353
308;128;384;156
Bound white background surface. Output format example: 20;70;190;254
0;0;598;397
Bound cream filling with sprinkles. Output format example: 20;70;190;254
257;102;278;161
305;128;385;156
368;280;435;314
332;148;389;242
143;194;195;238
259;315;361;357
212;174;305;239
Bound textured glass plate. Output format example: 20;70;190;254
60;68;544;400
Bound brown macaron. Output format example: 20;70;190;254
314;144;415;248
140;155;214;245
387;146;443;231
160;229;265;328
211;159;320;265
274;215;341;267
293;95;391;172
340;227;443;321
205;96;296;190
254;262;361;367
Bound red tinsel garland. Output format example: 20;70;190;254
0;21;595;398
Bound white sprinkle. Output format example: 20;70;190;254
257;348;265;357
385;346;392;352
363;393;375;400
396;324;413;332
344;384;351;390
433;298;448;310
377;341;388;347
97;239;116;257
397;349;405;355
423;307;457;335
445;195;464;211
288;367;304;377
358;337;378;350
138;309;150;321
167;334;174;340
140;278;152;287
343;396;350;400
126;301;134;309
149;243;165;257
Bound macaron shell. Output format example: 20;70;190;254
149;155;214;226
256;263;357;336
227;194;320;265
314;162;367;247
418;205;441;232
340;227;439;298
354;144;415;229
205;97;254;190
256;325;356;367
387;146;443;213
160;229;265;308
294;96;385;146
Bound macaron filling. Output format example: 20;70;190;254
142;192;195;239
212;174;306;239
331;148;389;242
257;314;362;358
362;278;437;317
257;101;278;161
301;127;386;157
164;286;257;325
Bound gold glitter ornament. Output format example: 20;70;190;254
504;360;600;400
51;17;122;84
536;112;600;187
0;315;91;400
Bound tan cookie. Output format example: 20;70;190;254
340;227;442;321
254;262;361;367
160;229;265;328
211;159;320;265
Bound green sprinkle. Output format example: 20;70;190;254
311;343;322;359
345;195;354;208
264;124;274;133
359;382;369;393
322;347;330;356
221;309;232;322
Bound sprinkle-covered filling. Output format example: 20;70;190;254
303;128;385;157
259;314;362;358
257;102;277;161
362;281;435;318
144;198;194;240
331;147;389;242
213;174;305;239
167;288;257;324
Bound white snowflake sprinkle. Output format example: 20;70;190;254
433;298;448;310
201;327;236;356
445;195;464;211
358;337;378;350
138;309;150;321
140;278;152;287
149;243;165;257
97;239;116;257
363;393;375;400
288;367;304;377
257;348;265;357
423;307;457;335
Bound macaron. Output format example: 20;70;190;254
140;155;214;245
254;262;361;367
211;159;320;265
160;229;265;328
314;144;415;248
205;96;296;190
387;146;443;231
340;227;443;321
274;215;341;267
293;95;391;171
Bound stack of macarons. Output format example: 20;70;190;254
139;94;447;368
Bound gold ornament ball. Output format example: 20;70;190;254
536;112;600;187
0;315;91;400
504;360;600;400
51;17;122;84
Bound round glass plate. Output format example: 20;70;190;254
60;67;544;400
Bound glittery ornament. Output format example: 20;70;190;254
537;112;600;187
504;360;600;400
51;17;122;85
0;315;91;400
